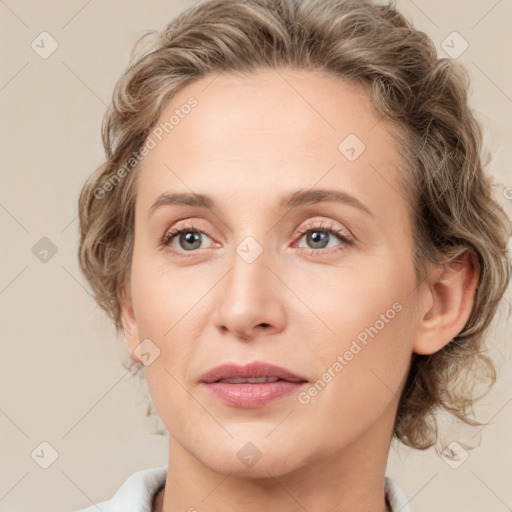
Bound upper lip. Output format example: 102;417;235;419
200;361;308;383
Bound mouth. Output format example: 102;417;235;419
214;376;297;384
199;361;308;408
200;361;308;384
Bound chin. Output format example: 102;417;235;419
193;435;312;479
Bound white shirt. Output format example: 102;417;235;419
74;465;411;512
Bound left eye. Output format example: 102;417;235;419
296;226;352;251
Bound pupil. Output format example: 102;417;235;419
309;231;328;248
182;232;201;250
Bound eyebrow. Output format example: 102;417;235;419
147;188;373;218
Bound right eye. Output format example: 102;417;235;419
161;224;215;254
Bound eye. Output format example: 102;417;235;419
160;223;214;254
295;220;353;255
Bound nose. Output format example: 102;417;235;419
213;240;286;341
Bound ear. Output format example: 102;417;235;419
120;282;142;362
413;250;479;355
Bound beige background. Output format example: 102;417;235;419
1;1;511;511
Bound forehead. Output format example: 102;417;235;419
150;68;388;159
135;68;411;224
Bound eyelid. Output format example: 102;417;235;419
161;219;215;247
161;219;350;243
295;218;354;241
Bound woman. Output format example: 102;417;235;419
74;0;511;510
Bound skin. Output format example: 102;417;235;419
121;67;478;512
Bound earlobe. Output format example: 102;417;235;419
413;250;478;355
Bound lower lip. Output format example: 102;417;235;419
201;380;307;408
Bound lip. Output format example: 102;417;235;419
199;361;308;409
200;361;307;383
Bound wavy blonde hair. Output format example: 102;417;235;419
78;0;511;449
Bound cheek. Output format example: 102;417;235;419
303;263;412;354
317;299;412;390
295;306;413;452
129;261;212;431
130;252;206;341
297;267;415;413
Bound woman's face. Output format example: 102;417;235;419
122;68;424;476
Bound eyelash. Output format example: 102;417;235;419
160;220;353;257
